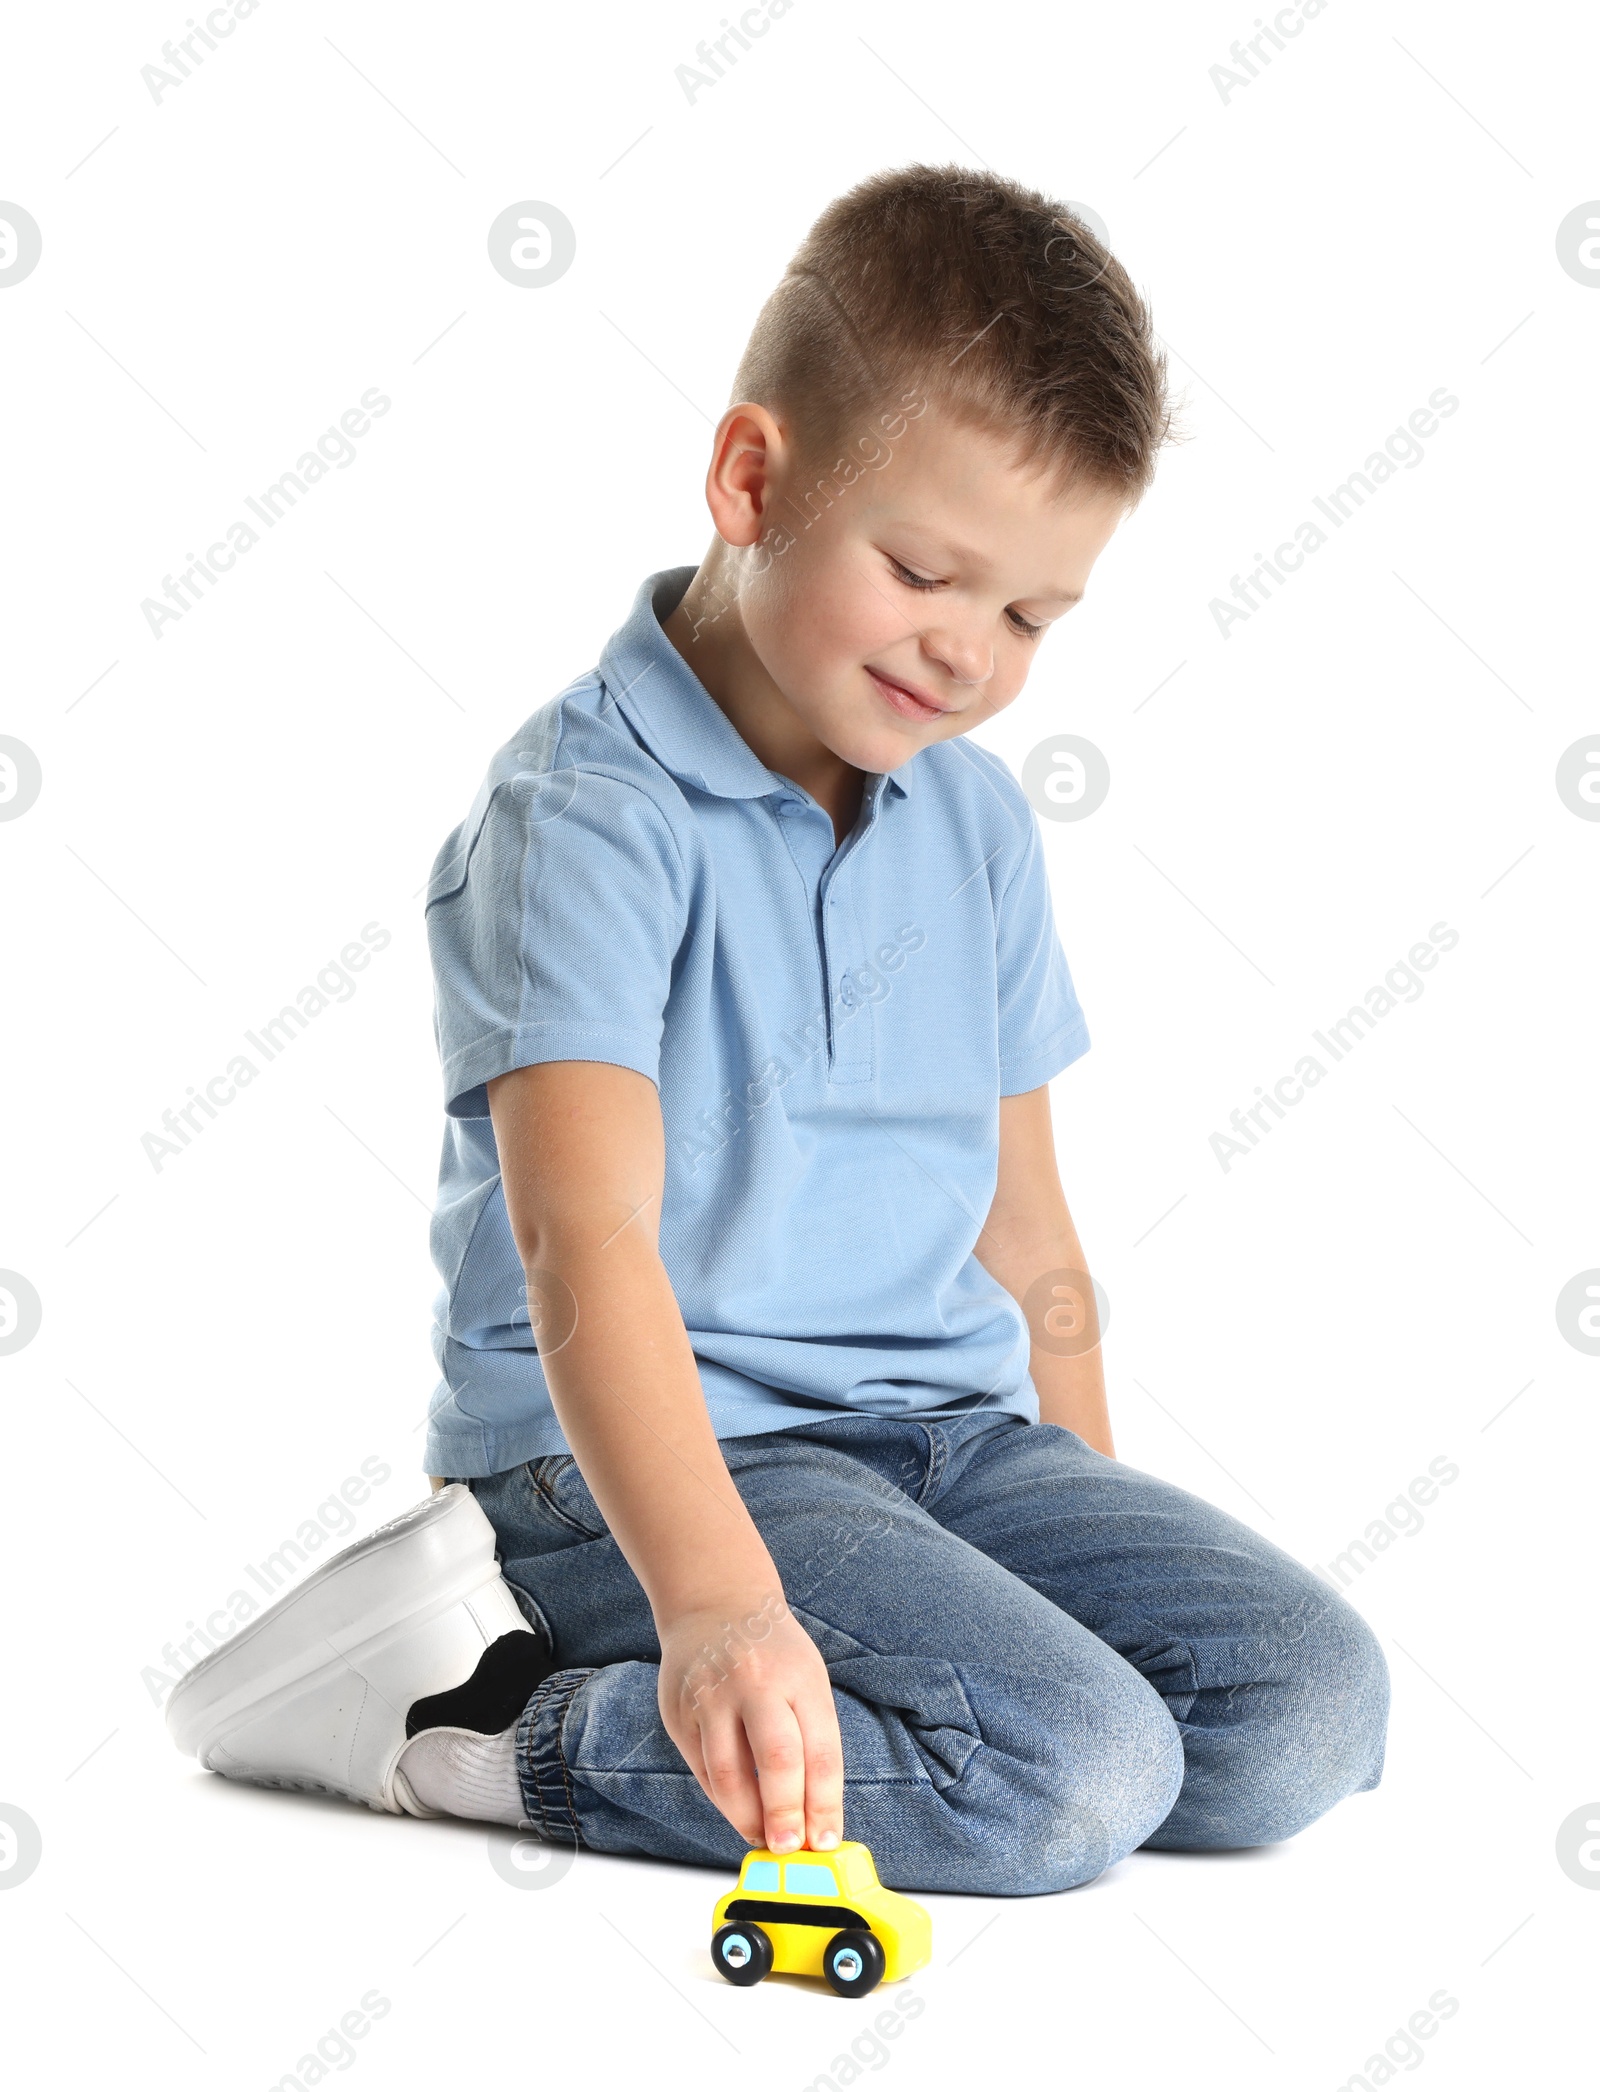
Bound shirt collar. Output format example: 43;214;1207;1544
599;567;915;801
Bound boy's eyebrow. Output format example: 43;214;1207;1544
897;527;1084;605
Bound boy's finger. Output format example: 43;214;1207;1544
741;1698;809;1854
797;1688;845;1851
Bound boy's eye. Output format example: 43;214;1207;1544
887;556;939;591
887;556;1044;642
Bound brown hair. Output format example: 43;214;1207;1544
730;162;1176;505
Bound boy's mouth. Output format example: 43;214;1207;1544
866;666;949;724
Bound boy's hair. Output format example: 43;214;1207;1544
731;162;1176;505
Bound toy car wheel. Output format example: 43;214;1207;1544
711;1921;773;1986
823;1928;885;1998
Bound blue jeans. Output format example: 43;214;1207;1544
464;1409;1389;1895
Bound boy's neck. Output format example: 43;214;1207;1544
663;567;865;848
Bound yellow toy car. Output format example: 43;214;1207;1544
710;1842;932;1996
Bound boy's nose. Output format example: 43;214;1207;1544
919;631;993;696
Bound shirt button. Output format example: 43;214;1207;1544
839;974;856;1005
776;799;802;816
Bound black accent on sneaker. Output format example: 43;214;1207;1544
404;1628;556;1741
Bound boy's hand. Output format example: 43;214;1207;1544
658;1597;844;1854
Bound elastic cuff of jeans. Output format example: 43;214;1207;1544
516;1665;593;1845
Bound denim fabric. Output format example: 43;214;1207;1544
465;1410;1389;1896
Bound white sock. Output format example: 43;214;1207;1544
396;1725;526;1828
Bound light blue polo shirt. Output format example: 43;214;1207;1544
422;566;1090;1477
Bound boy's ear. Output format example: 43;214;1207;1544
705;403;786;547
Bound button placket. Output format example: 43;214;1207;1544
819;826;877;1087
770;793;838;1067
773;780;886;1086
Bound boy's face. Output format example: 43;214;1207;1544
696;400;1128;778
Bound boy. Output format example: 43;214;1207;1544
167;164;1388;1895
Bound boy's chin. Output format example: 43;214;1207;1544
815;711;932;777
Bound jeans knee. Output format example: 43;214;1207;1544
1271;1587;1390;1827
912;1657;1182;1897
1152;1581;1391;1851
1007;1671;1184;1894
1310;1589;1391;1796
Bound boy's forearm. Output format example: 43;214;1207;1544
977;1221;1115;1456
531;1227;779;1619
487;1061;777;1626
1027;1310;1114;1454
977;1087;1115;1457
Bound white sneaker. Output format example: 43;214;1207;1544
165;1484;552;1816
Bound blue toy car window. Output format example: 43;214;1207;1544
742;1860;780;1892
783;1862;839;1896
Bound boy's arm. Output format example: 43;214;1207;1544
485;1058;843;1854
974;1085;1116;1457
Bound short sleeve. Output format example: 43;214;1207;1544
995;808;1090;1094
425;766;688;1118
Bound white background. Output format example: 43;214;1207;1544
2;0;1595;2085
